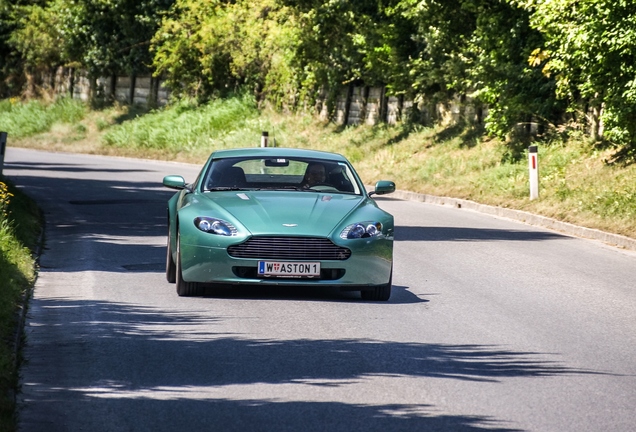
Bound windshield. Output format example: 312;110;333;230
202;156;362;194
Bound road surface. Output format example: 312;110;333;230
5;147;636;431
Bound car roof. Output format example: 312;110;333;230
209;147;349;162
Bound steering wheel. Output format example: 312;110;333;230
309;183;338;191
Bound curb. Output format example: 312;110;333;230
12;211;45;383
387;189;636;253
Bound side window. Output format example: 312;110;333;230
327;163;356;193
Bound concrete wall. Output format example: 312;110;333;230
50;68;170;106
51;68;494;129
318;85;484;127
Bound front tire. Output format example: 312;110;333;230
166;227;176;283
361;270;392;301
176;232;202;297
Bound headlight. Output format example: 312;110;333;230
194;217;237;236
340;221;383;239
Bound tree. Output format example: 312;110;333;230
58;0;174;77
278;0;416;117
8;1;64;96
4;0;173;99
0;0;44;96
391;0;561;135
152;0;302;106
517;0;636;155
466;0;561;137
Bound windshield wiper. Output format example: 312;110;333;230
273;185;304;191
270;185;322;192
206;187;245;191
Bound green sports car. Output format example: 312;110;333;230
163;147;396;300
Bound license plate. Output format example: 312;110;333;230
258;261;320;278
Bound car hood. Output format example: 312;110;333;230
199;191;365;236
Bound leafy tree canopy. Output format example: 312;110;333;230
517;0;636;150
152;0;301;105
3;0;636;153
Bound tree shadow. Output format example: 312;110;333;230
384;122;420;147
20;298;607;431
5;161;154;174
395;226;568;243
604;144;636;167
432;122;485;149
6;159;178;274
110;104;152;125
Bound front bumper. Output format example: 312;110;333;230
179;240;393;287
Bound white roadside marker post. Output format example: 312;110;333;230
261;131;269;147
528;145;539;200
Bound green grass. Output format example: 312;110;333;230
4;95;636;239
0;179;41;431
0;97;86;138
101;94;262;156
6;94;636;238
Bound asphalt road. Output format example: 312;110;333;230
5;148;636;432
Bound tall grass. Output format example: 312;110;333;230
102;94;262;152
0;97;86;138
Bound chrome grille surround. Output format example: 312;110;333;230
228;236;351;260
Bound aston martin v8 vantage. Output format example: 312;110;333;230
163;147;396;300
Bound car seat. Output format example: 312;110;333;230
328;167;354;192
209;166;247;188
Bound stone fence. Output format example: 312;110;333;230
46;67;606;136
316;85;487;126
52;68;170;107
51;68;485;127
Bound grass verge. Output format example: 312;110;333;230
4;95;636;230
0;178;41;431
5;95;633;239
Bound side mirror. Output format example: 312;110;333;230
163;175;187;190
369;180;395;196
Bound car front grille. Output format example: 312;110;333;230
232;266;346;280
228;236;351;260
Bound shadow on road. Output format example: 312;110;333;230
5;161;155;174
194;284;426;305
6;163;175;274
395;225;568;242
21;298;607;431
